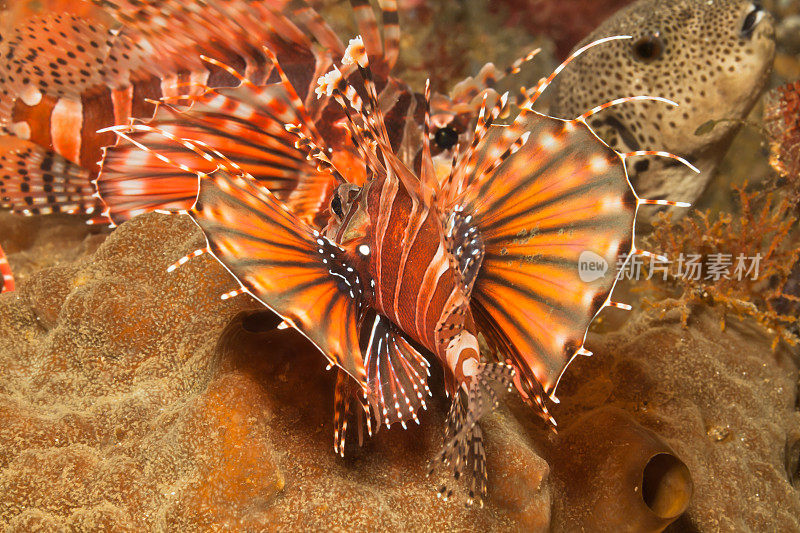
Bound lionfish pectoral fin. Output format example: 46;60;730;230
0;135;98;216
428;362;515;506
451;113;635;402
97;123;212;224
333;368;374;457
361;312;432;430
190;169;367;387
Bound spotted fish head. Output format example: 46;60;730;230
551;0;775;209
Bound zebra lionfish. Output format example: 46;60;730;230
0;0;404;292
1;0;696;503
109;30;697;503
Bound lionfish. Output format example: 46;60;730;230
2;0;696;504
100;18;697;500
0;0;403;292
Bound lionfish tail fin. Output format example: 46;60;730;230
0;135;98;216
427;362;515;506
361;312;431;430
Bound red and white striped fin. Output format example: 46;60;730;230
98;79;335;226
448;48;541;112
315;66;382;174
575;95;678;122
419;79;438;204
96;0;305;77
284;124;347;185
0;135;97;216
339;36;392;147
619;150;701;175
189;169;368;387
333;369;373;457
526;35;632;107
0;245;14;293
350;0;384;67
378;0;400;71
166;247;210;273
440;92;508;208
259;46;325;143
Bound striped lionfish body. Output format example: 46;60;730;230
131;28;695;504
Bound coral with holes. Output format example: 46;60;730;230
544;305;800;531
0;212;552;530
641;183;800;349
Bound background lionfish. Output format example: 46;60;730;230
0;0;404;291
102;20;695;501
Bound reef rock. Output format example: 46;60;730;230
0;212;552;531
544;304;800;532
1;212;797;531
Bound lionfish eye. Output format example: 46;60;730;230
740;4;762;39
632;33;664;62
434;126;459;150
330;192;344;218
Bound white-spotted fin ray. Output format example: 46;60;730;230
363;312;431;429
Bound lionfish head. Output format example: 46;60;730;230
324;182;368;246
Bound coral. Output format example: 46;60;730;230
1;208;797;531
642;184;800;349
544;305;800;531
0;212;552;530
545;407;693;533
